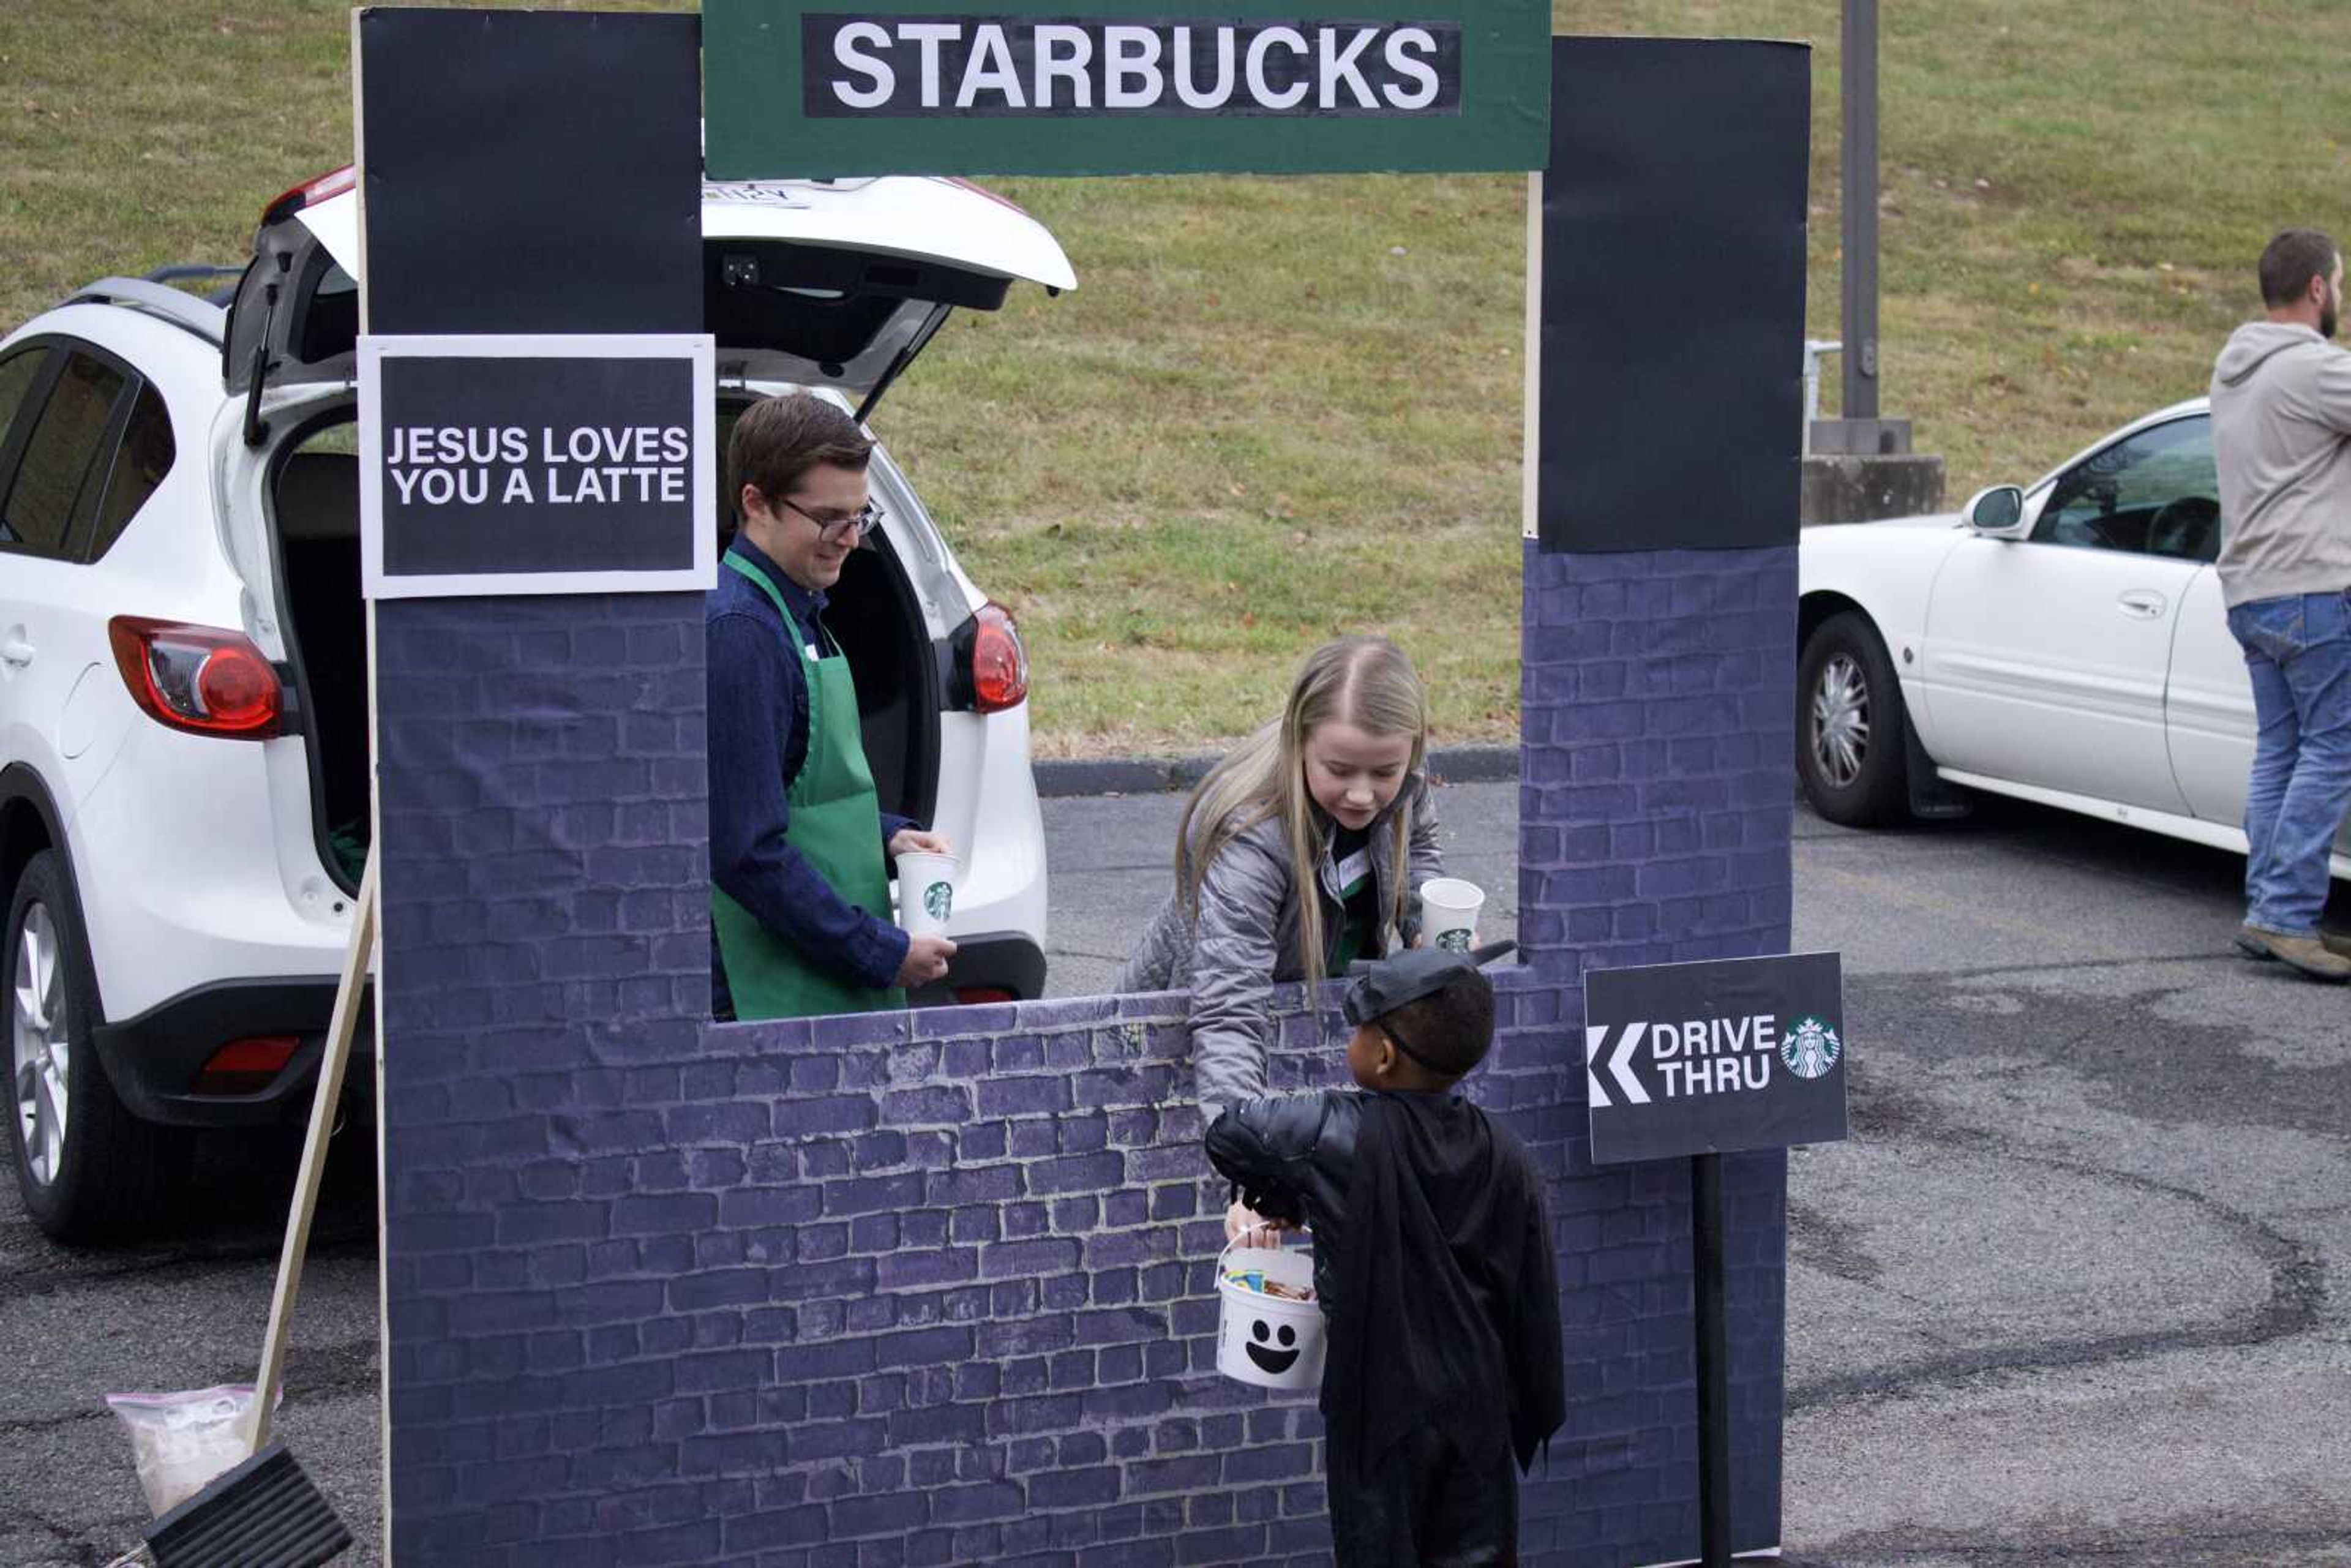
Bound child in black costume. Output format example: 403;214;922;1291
1205;946;1565;1567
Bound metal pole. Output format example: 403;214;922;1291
1840;0;1879;422
1693;1153;1733;1567
1802;340;1842;453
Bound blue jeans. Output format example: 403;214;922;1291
2226;590;2351;936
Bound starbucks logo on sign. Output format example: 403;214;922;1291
923;882;953;921
1781;1015;1841;1079
1436;928;1471;953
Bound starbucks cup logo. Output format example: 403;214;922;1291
897;850;959;937
1419;877;1484;956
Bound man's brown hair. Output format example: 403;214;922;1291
2259;228;2339;309
727;393;873;527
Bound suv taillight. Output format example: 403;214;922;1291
261;164;356;225
108;617;283;740
965;603;1028;713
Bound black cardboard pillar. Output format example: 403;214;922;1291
359;9;702;337
359;10;706;1558
1534;36;1809;553
1520;36;1807;1561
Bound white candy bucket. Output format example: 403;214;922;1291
1214;1242;1326;1391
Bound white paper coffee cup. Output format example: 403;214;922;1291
896;850;959;938
1419;877;1485;953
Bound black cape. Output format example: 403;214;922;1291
1322;1092;1565;1477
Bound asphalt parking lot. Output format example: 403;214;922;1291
2;782;2346;1566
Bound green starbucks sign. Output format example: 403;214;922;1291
703;1;1550;177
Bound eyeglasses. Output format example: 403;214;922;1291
773;494;882;544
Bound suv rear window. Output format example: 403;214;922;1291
87;383;175;560
1;351;125;558
0;348;43;451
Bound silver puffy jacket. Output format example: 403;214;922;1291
1117;776;1443;1123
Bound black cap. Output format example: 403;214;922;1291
1340;940;1517;1027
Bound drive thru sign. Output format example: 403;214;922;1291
1584;951;1848;1166
1584;950;1847;1568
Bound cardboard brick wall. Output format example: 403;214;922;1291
360;14;1806;1559
378;542;1793;1565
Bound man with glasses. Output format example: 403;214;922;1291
707;392;956;1019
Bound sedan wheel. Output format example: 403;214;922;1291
1796;611;1913;826
1810;652;1870;790
12;902;70;1188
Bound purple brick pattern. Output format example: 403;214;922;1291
1502;542;1795;1561
375;544;1794;1564
396;986;1360;1566
376;593;718;1557
1518;544;1796;982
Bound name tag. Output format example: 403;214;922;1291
1335;847;1371;893
806;643;822;659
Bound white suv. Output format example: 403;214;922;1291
1;170;1067;1239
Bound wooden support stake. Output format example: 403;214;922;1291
1693;1151;1733;1567
251;852;378;1452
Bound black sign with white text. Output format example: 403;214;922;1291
803;15;1462;118
359;336;715;598
1584;951;1847;1166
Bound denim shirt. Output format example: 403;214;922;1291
707;539;915;1014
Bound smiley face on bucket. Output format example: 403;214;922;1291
1245;1318;1300;1375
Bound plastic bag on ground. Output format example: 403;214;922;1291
103;1384;267;1515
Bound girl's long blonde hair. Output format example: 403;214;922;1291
1176;636;1430;984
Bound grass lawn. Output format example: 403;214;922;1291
4;1;2342;755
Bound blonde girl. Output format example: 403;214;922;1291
1120;636;1444;1125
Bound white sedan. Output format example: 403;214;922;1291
1796;397;2351;878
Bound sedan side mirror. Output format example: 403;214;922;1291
1963;484;2026;534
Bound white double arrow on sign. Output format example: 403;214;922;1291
1584;1022;1650;1109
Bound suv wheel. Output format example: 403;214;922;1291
7;850;187;1241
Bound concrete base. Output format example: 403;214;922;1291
1800;451;1947;525
1809;416;1913;456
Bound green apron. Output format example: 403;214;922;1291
1326;824;1376;973
711;552;907;1018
